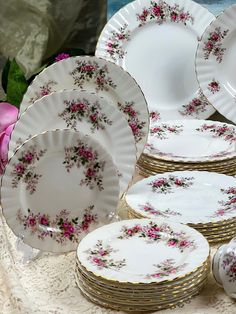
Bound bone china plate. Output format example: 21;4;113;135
1;130;120;252
96;0;215;120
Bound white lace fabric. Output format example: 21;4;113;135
0;173;235;314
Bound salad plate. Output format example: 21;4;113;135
125;171;236;225
19;56;149;158
77;218;209;284
1;130;120;252
144;119;236;162
196;4;236;124
9;90;136;195
96;0;215;120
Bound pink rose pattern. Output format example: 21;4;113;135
148;175;194;194
17;206;97;244
150;124;183;140
150;111;161;122
211;187;236;218
11;145;46;194
106;24;131;61
118;221;196;253
221;251;236;282
138;202;181;218
179;92;210;117
70;60;116;92
196;123;236;144
58;98;112;132
144;143;175;157
137;1;194;27
208;80;220;94
85;240;126;270
203;27;229;63
146;258;187;279
117;101;146;143
29;80;57;104
63;140;105;191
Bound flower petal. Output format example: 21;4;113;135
0;102;18;133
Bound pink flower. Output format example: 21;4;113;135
117;34;125;40
230;262;236;273
153;179;166;187
86;168;96;177
61;222;75;236
93;257;103;266
179;240;189;247
81;65;95;72
171;12;178;22
211;32;220;41
40;215;49;226
168;239;177;246
175;179;183;186
70;104;80;112
0;102;19;175
206;41;213;50
28;217;36;227
96;76;105;85
152;273;161;278
15;163;25;174
152;6;161;17
90;114;97;122
55;53;70;62
129;122;139;134
216;209;225;216
24;152;34;163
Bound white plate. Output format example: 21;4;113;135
144;119;236;162
19;56;149;158
77;218;209;284
196;4;236;124
1;130;120;252
9;90;136;195
96;0;215;120
126;171;236;224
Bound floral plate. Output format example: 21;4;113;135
19;56;149;158
144;119;236;162
77;218;209;284
196;4;236;124
125;171;236;225
1;130;120;252
96;0;215;121
9;90;136;195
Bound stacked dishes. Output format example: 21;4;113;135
137;120;236;177
1;56;148;252
75;218;210;312
126;171;236;243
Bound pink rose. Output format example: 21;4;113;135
0;102;19;175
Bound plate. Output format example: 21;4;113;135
9;90;136;195
125;171;236;225
19;56;149;158
96;0;215;120
144;119;236;162
77;218;209;284
1;130;120;252
196;4;236;124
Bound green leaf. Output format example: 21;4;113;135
1;58;11;93
6;59;28;108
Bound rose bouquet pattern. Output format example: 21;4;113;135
203;27;229;63
58;98;112;132
29;80;57;104
138;202;181;218
148;175;194;194
146;258;187;279
221;251;236;282
211;187;236;218
196;123;236;144
179;92;209;117
85;240;126;270
118;221;196;253
63;140;105;191
70;60;116;92
11;145;47;194
106;24;131;61
17;206;97;244
208;80;220;94
150;124;183;140
117;101;146;142
137;0;194;27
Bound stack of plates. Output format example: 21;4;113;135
137;120;236;177
126;171;236;243
75;219;210;312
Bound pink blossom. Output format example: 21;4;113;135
230;262;236;273
152;6;161;16
206;41;213;50
86;168;96;177
93;257;103;266
216;209;225;216
24;152;34;163
117;34;125;40
55;53;70;62
41;89;49;96
211;32;220;41
180;13;187;21
70;104;80;112
168;239;177;246
28;217;36;227
127;229;134;235
151;127;162;133
99;250;107;256
90;114;97;122
40;216;49;226
61;222;75;236
15;163;25;174
0;102;19;175
174;179;183;186
192;98;201;106
230;197;236;204
129;122;139;134
96;76;105;85
153;179;166;187
81;65;95;72
171;12;178;22
147;230;157;238
187;105;195;112
152;273;161;278
179;240;189;247
81;222;89;231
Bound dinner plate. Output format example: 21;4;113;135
196;4;236;124
77;218;209;284
125;171;236;224
144;119;236;162
19;56;149;158
1;130;120;252
9;90;136;195
96;0;215;120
